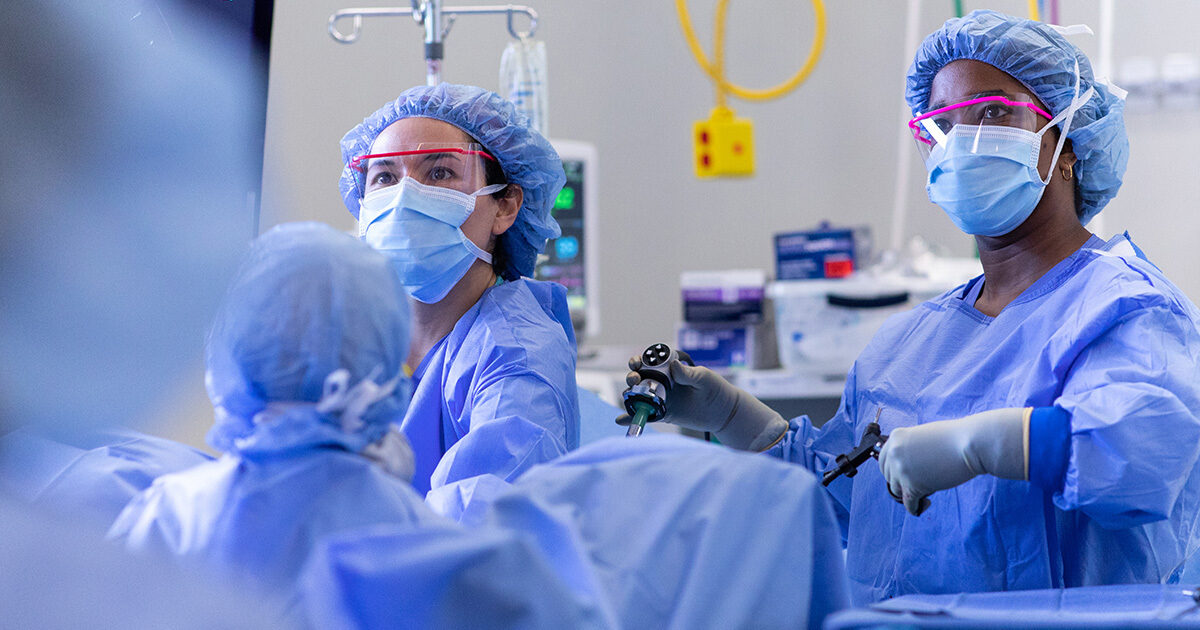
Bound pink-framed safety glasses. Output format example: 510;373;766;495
908;94;1053;151
352;143;499;196
349;146;498;172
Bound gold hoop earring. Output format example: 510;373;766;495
1061;164;1074;181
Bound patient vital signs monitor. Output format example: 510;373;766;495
537;140;599;340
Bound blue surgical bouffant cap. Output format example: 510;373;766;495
339;84;564;279
906;9;1129;224
205;222;411;456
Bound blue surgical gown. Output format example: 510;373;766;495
404;278;580;496
0;427;211;527
301;523;616;629
425;388;627;525
769;233;1200;604
109;448;439;588
824;584;1200;630
484;435;850;629
1;496;291;628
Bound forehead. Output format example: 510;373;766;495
927;59;1047;112
369;117;474;153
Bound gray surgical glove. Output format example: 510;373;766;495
878;407;1031;515
615;357;787;452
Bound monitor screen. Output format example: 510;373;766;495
536;141;598;338
538;159;587;309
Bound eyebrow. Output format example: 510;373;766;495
928;90;1009;112
421;152;464;166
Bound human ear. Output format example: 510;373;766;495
491;186;522;236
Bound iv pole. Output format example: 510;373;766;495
329;1;539;86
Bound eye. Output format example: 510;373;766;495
368;171;396;188
981;103;1012;119
429;165;456;182
933;117;953;133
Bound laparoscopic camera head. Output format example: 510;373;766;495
622;343;694;437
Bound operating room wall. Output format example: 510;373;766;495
260;0;1200;353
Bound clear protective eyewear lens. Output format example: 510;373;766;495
354;142;498;195
908;93;1052;161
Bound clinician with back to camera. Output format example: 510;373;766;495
340;84;579;503
619;10;1200;603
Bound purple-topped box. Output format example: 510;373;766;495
680;270;767;324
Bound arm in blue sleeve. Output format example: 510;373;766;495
1028;406;1070;492
1055;304;1200;527
430;372;572;490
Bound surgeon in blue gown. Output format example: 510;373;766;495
339;84;580;499
620;10;1200;604
110;223;438;589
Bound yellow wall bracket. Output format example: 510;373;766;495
694;106;754;178
676;0;825;179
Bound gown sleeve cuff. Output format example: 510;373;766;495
1028;406;1071;491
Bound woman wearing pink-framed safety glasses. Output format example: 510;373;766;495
337;84;580;512
620;9;1200;605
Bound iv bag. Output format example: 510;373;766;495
499;39;548;137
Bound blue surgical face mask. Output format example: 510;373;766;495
358;177;506;304
925;67;1093;238
925;125;1048;237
